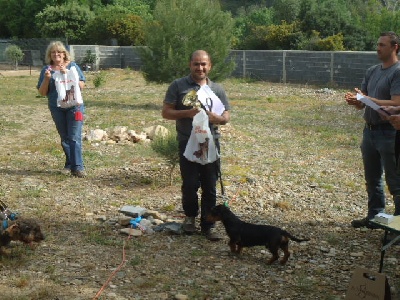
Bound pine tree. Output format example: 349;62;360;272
140;0;235;83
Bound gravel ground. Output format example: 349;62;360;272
0;69;399;300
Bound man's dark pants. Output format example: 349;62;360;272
179;140;220;231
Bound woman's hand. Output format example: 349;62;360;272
60;64;67;74
44;66;52;79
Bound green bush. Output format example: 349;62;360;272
316;33;345;51
299;31;345;51
4;45;24;70
151;132;179;185
83;50;96;65
93;71;106;88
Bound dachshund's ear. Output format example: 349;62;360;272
6;223;20;234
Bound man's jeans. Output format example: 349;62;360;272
179;140;219;231
49;105;85;172
361;125;400;219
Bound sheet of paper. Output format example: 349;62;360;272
356;93;391;116
197;85;226;115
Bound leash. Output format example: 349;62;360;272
93;238;128;300
196;101;225;198
93;221;146;300
216;157;224;196
0;200;17;221
223;185;241;207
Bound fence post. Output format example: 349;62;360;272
330;52;334;85
243;50;246;78
282;51;286;84
95;46;100;71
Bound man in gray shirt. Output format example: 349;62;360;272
345;31;400;229
162;50;230;241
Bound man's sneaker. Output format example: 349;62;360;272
202;227;223;241
351;217;378;229
182;217;196;233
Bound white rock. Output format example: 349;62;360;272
144;125;169;140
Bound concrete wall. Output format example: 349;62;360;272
70;45;142;71
67;46;382;88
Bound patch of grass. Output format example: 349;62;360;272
151;132;179;185
190;249;208;257
326;233;341;246
92;71;106;88
224;164;252;177
19;186;45;198
15;276;30;288
295;271;317;294
0;245;36;267
83;224;121;246
129;255;141;267
162;204;175;211
0;120;23;131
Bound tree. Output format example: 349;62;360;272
297;0;370;50
112;0;155;19
300;0;351;37
85;5;144;45
273;0;300;24
107;14;144;46
233;7;274;49
140;0;235;83
35;2;94;44
220;0;274;15
4;45;24;70
242;21;303;50
0;0;58;38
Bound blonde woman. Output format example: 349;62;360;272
37;41;86;177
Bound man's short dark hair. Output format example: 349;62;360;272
380;31;400;53
189;50;211;63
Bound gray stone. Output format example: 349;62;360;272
119;206;147;217
153;222;183;234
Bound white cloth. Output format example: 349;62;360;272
196;85;225;115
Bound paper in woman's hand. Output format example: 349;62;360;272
356;93;391;116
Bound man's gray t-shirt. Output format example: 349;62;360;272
361;61;400;125
164;75;230;141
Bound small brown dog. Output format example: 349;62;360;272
207;204;309;265
0;218;45;255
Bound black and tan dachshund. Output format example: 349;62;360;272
207;204;309;265
1;218;44;255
